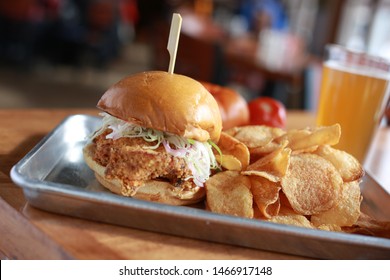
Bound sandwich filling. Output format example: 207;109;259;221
88;113;219;190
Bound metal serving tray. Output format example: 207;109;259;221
10;114;390;259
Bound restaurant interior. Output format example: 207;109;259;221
1;0;389;117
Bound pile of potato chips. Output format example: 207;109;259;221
206;124;390;237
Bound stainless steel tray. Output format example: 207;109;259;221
10;114;390;259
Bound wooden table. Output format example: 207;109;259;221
0;109;389;260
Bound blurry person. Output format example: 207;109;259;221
239;0;289;35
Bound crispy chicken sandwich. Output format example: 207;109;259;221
83;71;222;205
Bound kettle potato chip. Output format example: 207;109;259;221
342;212;390;238
311;180;362;227
266;207;314;229
243;142;290;181
281;153;342;215
314;145;364;182
250;176;281;218
276;124;341;152
206;122;388;239
215;154;242;171
217;132;250;170
225;125;284;148
205;171;253;218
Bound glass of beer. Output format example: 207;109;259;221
316;44;390;163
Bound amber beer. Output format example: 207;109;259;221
316;46;390;163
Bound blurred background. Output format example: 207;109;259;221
0;0;389;110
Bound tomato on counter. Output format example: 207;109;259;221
248;97;286;128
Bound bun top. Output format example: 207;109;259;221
97;71;222;142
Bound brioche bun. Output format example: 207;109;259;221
83;143;205;205
84;71;221;205
97;71;222;142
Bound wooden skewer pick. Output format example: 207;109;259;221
167;13;182;74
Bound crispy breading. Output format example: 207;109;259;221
92;129;194;189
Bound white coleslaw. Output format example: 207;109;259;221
90;113;220;187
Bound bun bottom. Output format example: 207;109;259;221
83;143;205;206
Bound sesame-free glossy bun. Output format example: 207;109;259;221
97;71;222;142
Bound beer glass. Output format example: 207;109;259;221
316;44;390;163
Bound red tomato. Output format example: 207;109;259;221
248;97;286;128
201;82;249;130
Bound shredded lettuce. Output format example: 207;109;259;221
90;113;220;187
